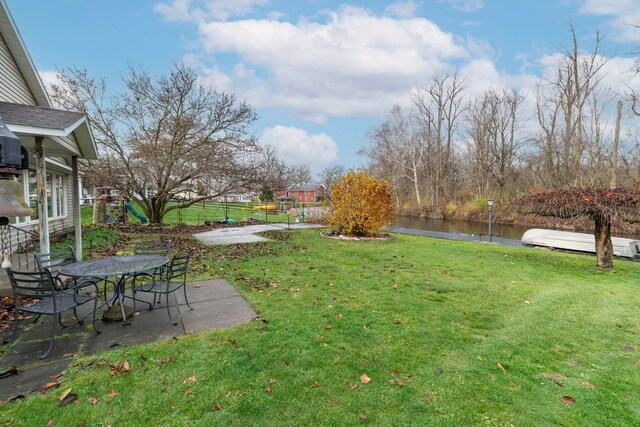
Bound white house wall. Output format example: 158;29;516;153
0;32;36;106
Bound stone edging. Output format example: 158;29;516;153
320;232;394;241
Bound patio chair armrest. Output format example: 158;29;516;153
72;279;101;303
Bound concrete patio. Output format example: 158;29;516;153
0;279;257;401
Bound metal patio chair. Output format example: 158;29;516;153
6;269;102;359
131;253;193;325
130;240;172;302
33;246;77;291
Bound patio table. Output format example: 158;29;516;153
59;255;168;325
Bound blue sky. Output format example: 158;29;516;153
7;0;640;175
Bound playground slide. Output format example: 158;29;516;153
125;203;149;223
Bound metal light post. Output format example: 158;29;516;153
487;196;494;242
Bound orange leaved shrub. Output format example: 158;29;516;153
327;170;397;237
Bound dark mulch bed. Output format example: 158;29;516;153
112;218;268;236
0;297;33;332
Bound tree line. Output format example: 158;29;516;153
360;29;640;216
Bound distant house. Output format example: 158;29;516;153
215;193;254;203
280;185;324;203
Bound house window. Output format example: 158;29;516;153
56;176;65;217
12;170;67;224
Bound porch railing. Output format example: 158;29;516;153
2;224;39;271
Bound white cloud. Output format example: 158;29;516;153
194;5;467;119
385;0;419;18
578;0;640;42
578;0;637;16
439;0;484;13
260;125;338;169
38;70;60;89
154;0;268;22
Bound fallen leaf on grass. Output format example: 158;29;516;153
393;318;402;324
360;374;371;384
109;361;131;376
59;388;72;401
477;356;483;362
228;340;240;348
348;384;357;390
389;379;405;386
183;376;197;384
210;403;221;411
392;283;398;289
49;372;64;380
311;382;320;388
359;413;369;421
60;393;77;406
324;325;332;329
363;325;369;330
580;381;597;389
106;390;118;397
621;346;635;352
336;313;343;319
96;359;108;366
498;363;507;373
88;397;98;405
524;300;531;304
561;396;575;404
265;384;273;393
62;352;76;358
41;382;60;394
46;420;55;427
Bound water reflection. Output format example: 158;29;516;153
393;217;640;240
393;217;528;240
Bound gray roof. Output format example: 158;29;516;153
0;101;84;130
288;184;324;192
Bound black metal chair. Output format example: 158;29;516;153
34;247;113;315
33;246;77;291
130;240;171;303
131;254;192;325
134;240;171;257
6;269;102;359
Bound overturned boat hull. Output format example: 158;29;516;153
522;228;640;259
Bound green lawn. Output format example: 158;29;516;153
82;201;293;226
3;230;640;425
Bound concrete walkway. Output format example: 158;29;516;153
194;222;325;245
0;279;257;401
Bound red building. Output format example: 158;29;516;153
277;185;324;203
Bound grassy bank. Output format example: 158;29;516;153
2;230;639;425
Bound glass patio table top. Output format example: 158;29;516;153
59;255;168;278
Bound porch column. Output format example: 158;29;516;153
72;155;82;260
34;136;49;254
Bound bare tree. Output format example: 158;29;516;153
365;105;426;206
318;165;347;197
535;27;608;187
412;72;468;205
466;89;525;199
51;63;259;223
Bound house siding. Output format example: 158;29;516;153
0;33;36;105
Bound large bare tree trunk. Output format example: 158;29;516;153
593;214;613;268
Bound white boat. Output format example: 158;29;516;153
522;228;640;259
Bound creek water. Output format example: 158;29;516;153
393;216;640;241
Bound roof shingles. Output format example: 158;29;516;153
0;101;84;130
